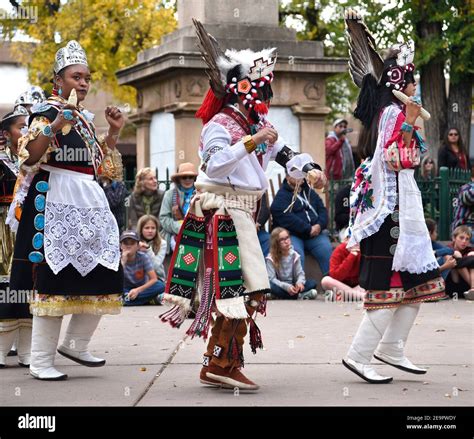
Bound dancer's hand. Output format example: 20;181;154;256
405;98;422;124
51;104;79;133
105;106;125;132
252;127;278;146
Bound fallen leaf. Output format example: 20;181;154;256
296;335;305;339
423;382;430;385
140;367;147;372
343;313;350;317
435;329;446;332
402;388;409;392
444;394;452;398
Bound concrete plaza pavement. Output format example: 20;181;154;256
0;298;472;407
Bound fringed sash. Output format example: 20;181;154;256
161;183;270;333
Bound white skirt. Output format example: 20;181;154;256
42;165;120;277
392;169;439;274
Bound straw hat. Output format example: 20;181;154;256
171;162;198;183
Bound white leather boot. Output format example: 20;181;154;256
343;308;395;383
374;303;427;374
0;329;17;367
17;321;32;367
57;314;105;367
30;316;67;380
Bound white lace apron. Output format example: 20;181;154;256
392;169;439;274
41;165;120;276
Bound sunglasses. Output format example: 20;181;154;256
448;133;459;136
181;176;196;180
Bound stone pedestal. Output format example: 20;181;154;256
116;0;346;179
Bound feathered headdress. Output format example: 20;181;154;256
193;19;277;124
345;9;415;127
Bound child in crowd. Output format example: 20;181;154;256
265;227;317;300
321;238;365;302
137;215;167;282
120;230;165;306
426;219;457;290
442;225;474;300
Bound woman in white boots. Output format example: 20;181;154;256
8;40;124;381
0;106;31;368
342;11;446;384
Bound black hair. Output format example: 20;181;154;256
0;113;22;133
443;127;467;159
354;48;416;160
425;218;437;234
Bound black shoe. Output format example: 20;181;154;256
57;348;106;367
342;359;393;384
7;349;17;357
373;354;427;375
18;362;30;368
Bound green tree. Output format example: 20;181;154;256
0;0;177;104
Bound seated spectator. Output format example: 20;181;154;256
265;228;317;300
120;230;165;306
334;184;351;242
271;173;333;274
256;191;271;256
419;155;437;180
100;176;129;233
426;218;452;255
159;162;197;254
137;215;167;282
321;238;365;302
128;168;164;228
452;166;474;243
442;226;474;300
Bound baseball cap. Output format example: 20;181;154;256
120;230;139;242
333;118;348;127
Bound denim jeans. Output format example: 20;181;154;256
123;280;165;306
270;279;317;300
257;230;270;257
290;231;333;275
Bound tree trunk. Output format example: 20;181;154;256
416;1;447;159
419;58;447;159
448;76;473;159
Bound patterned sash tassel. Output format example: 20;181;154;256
160;305;188;329
186;268;215;339
228;321;243;366
249;317;264;354
257;294;267;316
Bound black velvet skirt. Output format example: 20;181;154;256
9;170;123;297
359;207;440;291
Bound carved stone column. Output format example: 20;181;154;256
128;112;152;169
